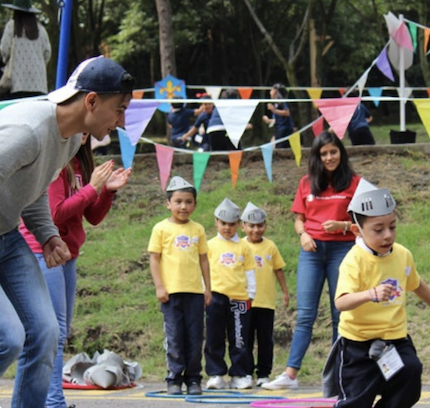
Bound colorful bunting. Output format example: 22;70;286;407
289;132;302;167
155;144;174;190
425;28;430;54
228;151;243;189
376;48;395;82
193;152;211;192
396;87;413;99
368;87;383;107
132;90;144;99
260;143;273;182
393;21;414;51
237;88;253;99
314;97;361;139
413;99;430;139
214;100;259;148
155;74;186;113
205;86;222;100
306;88;323;106
426;89;430;98
0;100;15;111
407;22;417;51
125;100;160;145
312;116;324;137
356;69;370;97
117;128;136;169
338;88;347;97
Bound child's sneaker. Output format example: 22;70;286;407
261;372;299;390
256;377;270;387
206;375;227;389
230;375;253;389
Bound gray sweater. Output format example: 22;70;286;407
0;100;81;245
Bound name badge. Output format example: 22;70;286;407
376;345;404;381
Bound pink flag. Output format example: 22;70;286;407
155;144;174;191
312;117;324;137
376;49;395;82
393;22;414;51
314;98;361;139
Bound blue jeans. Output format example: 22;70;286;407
36;254;77;408
0;228;59;408
287;240;354;370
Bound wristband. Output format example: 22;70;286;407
298;230;306;237
343;221;348;235
369;289;377;303
373;287;379;303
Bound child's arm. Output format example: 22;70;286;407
335;283;394;311
413;278;430;306
149;252;169;303
275;268;289;307
199;253;212;306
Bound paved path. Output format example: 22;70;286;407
1;380;430;407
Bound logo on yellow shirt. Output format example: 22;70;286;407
220;252;235;265
175;235;191;249
254;255;263;267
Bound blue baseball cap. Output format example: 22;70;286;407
48;56;135;104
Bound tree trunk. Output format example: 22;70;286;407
155;0;176;78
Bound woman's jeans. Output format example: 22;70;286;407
0;228;59;408
36;254;77;408
287;239;354;370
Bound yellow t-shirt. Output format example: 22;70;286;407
148;218;208;294
242;237;286;310
208;236;256;300
336;243;420;341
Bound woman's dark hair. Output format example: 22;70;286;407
308;131;355;196
273;83;288;99
14;10;39;40
66;135;95;190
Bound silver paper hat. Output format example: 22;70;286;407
348;178;396;217
241;202;267;224
166;176;194;192
214;198;240;222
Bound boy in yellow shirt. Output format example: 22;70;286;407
148;176;211;396
205;198;256;390
330;179;430;407
240;202;289;387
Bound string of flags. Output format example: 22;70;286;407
1;13;430;192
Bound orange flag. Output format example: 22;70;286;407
425;28;430;54
132;90;144;99
228;151;243;189
237;88;253;99
339;88;347;97
426;89;430;98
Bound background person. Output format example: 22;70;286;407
347;102;376;146
0;55;135;408
263;131;360;390
262;83;294;149
19;133;131;408
0;0;51;99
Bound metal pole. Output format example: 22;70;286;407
399;14;406;131
55;0;73;89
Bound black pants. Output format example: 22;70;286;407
161;293;204;385
348;126;376;146
247;307;275;378
204;292;251;377
209;131;241;151
335;336;422;408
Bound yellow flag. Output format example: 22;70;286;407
413;99;430;140
289;132;302;167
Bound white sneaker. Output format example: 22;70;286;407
206;375;227;389
261;372;299;390
230;375;253;389
256;377;270;386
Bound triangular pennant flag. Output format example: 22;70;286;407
396;87;413;99
393;21;414;51
314;97;361;139
125;100;160;145
307;88;323;105
376;48;395;82
289;132;302;167
117;128;136;169
155;74;186;113
260;143;273;182
312;116;324;137
407;21;417;51
228;151;243;189
132;90;144;99
425;28;430;54
214;100;259;148
155;144;174;191
0;100;15;111
192;152;210;192
237;87;253;99
205;86;222;100
368;87;383;107
413;99;430;139
339;88;347;97
426;89;430;98
357;69;370;97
